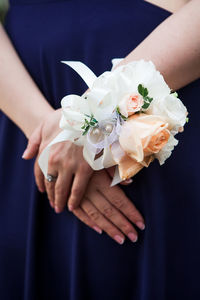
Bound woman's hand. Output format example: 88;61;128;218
23;113;145;244
23;109;132;212
23;109;93;213
73;169;145;245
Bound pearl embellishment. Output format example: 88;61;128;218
105;124;113;134
92;128;101;137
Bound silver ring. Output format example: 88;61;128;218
47;174;58;182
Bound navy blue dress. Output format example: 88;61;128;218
1;0;200;299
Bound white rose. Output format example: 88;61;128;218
148;94;187;131
155;134;178;165
60;95;90;131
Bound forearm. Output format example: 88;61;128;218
0;23;53;138
119;0;200;90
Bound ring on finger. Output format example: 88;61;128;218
46;174;58;182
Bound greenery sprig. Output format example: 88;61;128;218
138;84;153;110
81;114;98;135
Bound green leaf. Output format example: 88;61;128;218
141;94;153;110
142;102;150;109
138;84;144;96
186;117;189;123
143;87;148;97
84;119;89;125
84;114;90;118
81;114;99;135
91;117;98;124
145;96;153;103
116;107;120;115
82;126;90;135
138;84;149;98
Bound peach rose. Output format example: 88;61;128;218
111;141;154;180
118;93;144;118
119;113;170;164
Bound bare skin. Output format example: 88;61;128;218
118;0;200;90
1;0;200;244
23;109;146;244
0;24;53;138
144;0;190;13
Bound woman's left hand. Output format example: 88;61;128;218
72;169;145;244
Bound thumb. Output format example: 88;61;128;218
22;126;42;160
106;166;133;185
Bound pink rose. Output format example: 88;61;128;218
118;93;144;118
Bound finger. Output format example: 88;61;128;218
106;166;132;186
73;207;102;234
68;165;93;211
100;185;145;231
54;171;73;213
90;190;138;242
106;166;115;178
81;197;125;245
45;178;56;209
120;178;133;186
22;126;42;159
34;159;46;193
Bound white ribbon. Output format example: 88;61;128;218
61;61;97;89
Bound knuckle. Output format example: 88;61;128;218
48;153;59;166
31;136;39;146
103;206;114;218
129;211;139;221
112;197;125;209
63;159;72;169
87;210;100;221
55;186;64;197
121;223;133;234
72;187;81;198
80;163;91;173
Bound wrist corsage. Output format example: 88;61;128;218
39;59;188;185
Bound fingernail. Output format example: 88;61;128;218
55;206;61;213
22;149;28;159
114;235;125;245
93;226;102;234
124;179;133;184
38;187;45;193
136;221;145;230
50;202;54;208
68;205;74;211
128;232;138;243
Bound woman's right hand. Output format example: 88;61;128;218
23;109;94;212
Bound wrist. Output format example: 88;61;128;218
25;104;55;139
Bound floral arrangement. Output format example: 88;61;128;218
39;59;188;185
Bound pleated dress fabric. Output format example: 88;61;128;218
0;0;200;299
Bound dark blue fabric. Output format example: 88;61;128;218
0;1;200;299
